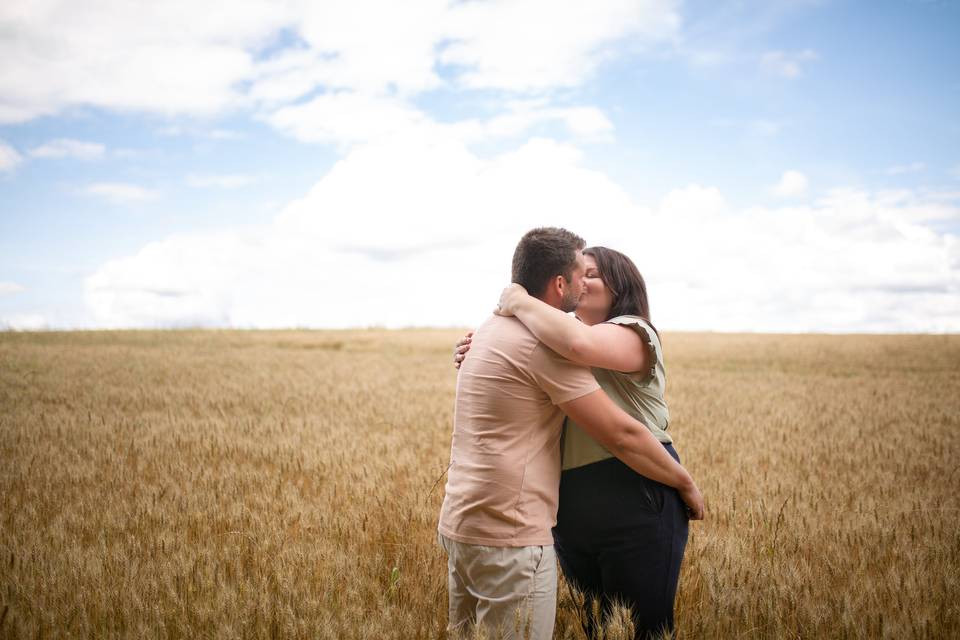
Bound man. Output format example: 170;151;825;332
437;227;703;639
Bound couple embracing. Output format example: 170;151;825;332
437;227;705;639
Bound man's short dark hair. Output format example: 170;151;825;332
511;227;586;298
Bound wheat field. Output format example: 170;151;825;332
1;329;958;639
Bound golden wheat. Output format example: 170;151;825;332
1;330;958;639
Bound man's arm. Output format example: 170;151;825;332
559;390;704;519
497;284;647;372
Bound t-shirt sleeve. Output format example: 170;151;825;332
606;315;660;386
528;343;600;405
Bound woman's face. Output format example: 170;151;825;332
577;254;614;324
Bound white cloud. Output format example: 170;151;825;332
267;92;429;146
761;49;817;78
0;282;26;295
439;0;681;92
462;101;615;142
84;135;960;332
0;139;22;171
268;91;615;148
85;132;634;328
659;183;726;218
0;0;290;123
0;0;678;151
186;174;257;189
639;185;960;333
918;189;960;205
83;183;159;204
772;170;809;197
0;313;47;331
248;49;334;106
30;138;105;160
555;107;616;139
250;0;681;100
267;0;450;99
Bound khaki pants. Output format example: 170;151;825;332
438;533;557;640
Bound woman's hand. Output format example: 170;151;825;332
494;283;528;317
678;481;705;521
453;331;473;369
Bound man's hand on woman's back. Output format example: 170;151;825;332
453;331;473;369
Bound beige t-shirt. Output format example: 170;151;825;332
438;315;600;547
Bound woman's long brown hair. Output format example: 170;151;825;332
583;246;658;336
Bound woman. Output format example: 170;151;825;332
454;246;693;640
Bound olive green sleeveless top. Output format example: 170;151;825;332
562;315;672;471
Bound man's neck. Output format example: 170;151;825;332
537;291;563;311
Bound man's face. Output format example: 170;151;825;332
559;250;587;313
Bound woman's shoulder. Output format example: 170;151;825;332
601;315;663;383
605;315;658;340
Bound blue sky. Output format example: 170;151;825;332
1;0;958;331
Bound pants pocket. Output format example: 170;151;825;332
438;531;452;555
531;545;545;572
637;478;666;514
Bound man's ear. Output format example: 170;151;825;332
549;275;563;296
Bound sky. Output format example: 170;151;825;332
1;0;958;332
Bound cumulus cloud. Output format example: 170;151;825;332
0;139;22;171
636;185;959;332
0;0;286;123
268;91;615;148
761;49;817;78
282;0;450;97
29;138;105;160
84;135;960;332
439;0;681;92
254;0;682;98
85;133;634;328
459;101;615;142
772;170;809;197
267;92;429;146
83;183;159;204
0;0;675;149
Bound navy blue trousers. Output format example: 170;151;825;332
553;444;689;640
